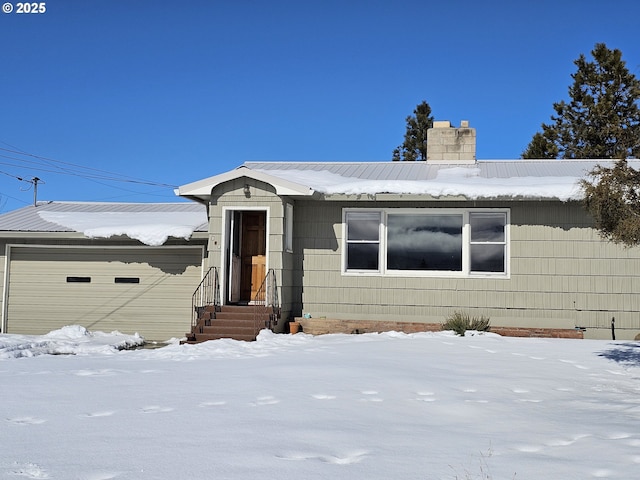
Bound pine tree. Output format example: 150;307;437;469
521;132;558;159
523;43;640;159
581;159;640;246
392;101;434;161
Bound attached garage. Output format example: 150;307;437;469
0;202;209;341
4;245;204;340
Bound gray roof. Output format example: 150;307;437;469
179;159;640;202
231;159;640;201
242;159;630;181
0;201;209;233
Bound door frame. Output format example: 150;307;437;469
220;206;270;305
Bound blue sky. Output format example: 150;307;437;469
1;0;639;212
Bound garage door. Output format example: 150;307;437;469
5;246;203;341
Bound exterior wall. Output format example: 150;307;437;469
0;237;207;340
293;198;640;340
207;178;295;331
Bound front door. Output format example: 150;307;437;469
240;211;266;302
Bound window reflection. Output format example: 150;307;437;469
470;213;506;273
470;213;505;242
346;212;380;270
387;214;463;271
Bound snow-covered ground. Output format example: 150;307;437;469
1;327;639;479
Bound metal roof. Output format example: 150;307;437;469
0;201;209;233
243;159;632;181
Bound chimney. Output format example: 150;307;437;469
426;120;476;163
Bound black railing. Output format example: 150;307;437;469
253;269;280;335
192;267;220;330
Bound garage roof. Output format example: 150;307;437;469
0;202;208;246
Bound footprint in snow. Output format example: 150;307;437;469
7;462;49;478
198;401;227;407
592;469;615;478
360;390;383;402
141;406;173;414
560;358;589;370
545;438;575;447
7;416;46;425
415;392;436;402
515;444;543;453
311;394;336;400
555;387;574;392
74;369;117;377
251;396;280;406
606;432;631;440
545;433;591;448
85;473;121;480
276;450;368;465
81;411;116;418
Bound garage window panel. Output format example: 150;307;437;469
66;276;91;283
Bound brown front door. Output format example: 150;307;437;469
240;211;266;302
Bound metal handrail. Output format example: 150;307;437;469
192;267;220;329
253;269;280;335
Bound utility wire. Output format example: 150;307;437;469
0;148;178;188
0;157;176;186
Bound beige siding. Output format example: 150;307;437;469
4;245;203;340
293;199;640;340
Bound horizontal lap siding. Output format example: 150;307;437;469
295;200;640;340
6;246;203;340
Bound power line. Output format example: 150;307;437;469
0;146;178;188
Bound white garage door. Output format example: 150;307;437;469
5;246;203;341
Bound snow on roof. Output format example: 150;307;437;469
240;160;632;201
0;202;208;247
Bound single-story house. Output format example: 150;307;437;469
178;121;640;340
0;201;208;341
2;122;638;342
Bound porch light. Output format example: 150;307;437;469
243;184;251;196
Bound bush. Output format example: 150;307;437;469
442;311;491;336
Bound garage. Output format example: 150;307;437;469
4;245;204;341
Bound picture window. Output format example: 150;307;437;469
344;208;508;277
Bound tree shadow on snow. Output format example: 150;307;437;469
598;342;640;366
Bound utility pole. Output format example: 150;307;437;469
32;177;41;206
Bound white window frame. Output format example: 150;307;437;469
342;208;510;278
344;210;382;274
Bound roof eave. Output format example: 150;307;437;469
321;193;580;202
177;166;315;200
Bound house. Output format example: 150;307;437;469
178;121;640;341
0;201;208;341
